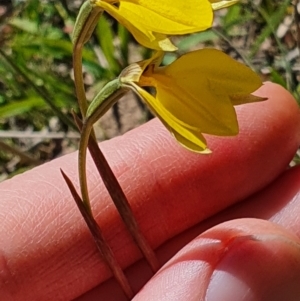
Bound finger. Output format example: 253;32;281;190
0;82;299;300
82;165;300;301
133;219;300;301
198;164;300;235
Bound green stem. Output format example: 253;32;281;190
72;4;103;117
76;78;159;271
78;121;93;214
75;114;160;273
71;1;159;285
212;28;255;70
78;80;127;212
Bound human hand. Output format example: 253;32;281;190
1;82;300;301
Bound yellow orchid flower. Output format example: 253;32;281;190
93;0;216;51
74;0;239;51
119;49;265;153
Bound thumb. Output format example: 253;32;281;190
133;219;300;301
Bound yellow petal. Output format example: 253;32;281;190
148;72;239;135
162;49;263;95
129;82;209;152
121;49;264;152
97;1;177;50
167;125;211;153
230;93;267;106
117;0;213;35
210;0;239;10
140;48;263;136
120;51;164;83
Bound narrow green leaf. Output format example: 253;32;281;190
0;97;45;119
118;23;130;65
9;18;38;34
270;69;287;89
96;16;120;74
250;0;290;58
178;30;218;51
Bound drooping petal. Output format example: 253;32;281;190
161;49;263;96
95;0;213;50
210;0;239;10
97;1;177;50
166;123;211;153
129;82;210;152
147;72;239;135
117;0;213;35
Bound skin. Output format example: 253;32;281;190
0;82;300;301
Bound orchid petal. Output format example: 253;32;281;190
97;1;177;50
147;72;239;135
162;49;262;95
117;0;213;35
120;51;164;82
95;0;214;50
130;83;209;152
141;49;263;136
210;0;239;10
230;93;267;105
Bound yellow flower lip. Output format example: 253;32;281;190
120;48;265;153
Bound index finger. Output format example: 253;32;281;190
0;82;299;300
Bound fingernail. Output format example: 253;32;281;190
205;266;255;301
203;236;256;301
205;235;300;301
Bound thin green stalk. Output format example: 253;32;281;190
70;0;159;283
72;4;103;117
78;83;127;212
75;112;160;273
212;28;255;70
256;3;293;91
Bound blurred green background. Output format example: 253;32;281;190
0;0;299;180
